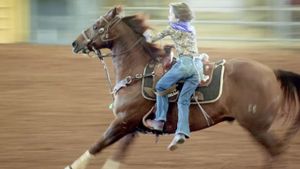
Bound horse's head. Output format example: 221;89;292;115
72;6;166;64
72;6;123;54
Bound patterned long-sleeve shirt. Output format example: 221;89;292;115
151;26;199;58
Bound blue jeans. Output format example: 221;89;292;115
155;56;203;137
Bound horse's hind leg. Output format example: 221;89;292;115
247;129;286;168
252;130;285;155
65;117;134;169
282;115;300;144
102;132;137;169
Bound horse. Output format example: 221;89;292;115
66;6;300;169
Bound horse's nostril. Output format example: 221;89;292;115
72;41;78;48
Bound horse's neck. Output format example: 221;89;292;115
112;36;150;81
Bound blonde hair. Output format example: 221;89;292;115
169;2;194;22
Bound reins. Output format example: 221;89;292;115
92;47;114;100
92;46;154;98
111;37;144;57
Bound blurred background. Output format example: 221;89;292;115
0;0;299;48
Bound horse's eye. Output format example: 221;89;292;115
98;28;105;34
93;25;97;30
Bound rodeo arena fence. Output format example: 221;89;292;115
0;0;299;47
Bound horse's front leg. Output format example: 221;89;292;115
65;117;134;169
102;132;137;169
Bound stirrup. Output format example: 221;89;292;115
146;119;164;132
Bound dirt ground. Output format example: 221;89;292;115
0;44;299;169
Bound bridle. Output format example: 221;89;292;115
81;15;122;45
79;14;149;100
81;14;143;59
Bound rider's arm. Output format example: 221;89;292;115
143;27;172;43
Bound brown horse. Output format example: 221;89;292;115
66;6;300;169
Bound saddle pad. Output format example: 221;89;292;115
192;61;225;104
142;59;226;104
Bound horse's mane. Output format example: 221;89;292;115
121;14;166;58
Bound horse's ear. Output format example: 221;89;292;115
106;5;123;18
114;5;123;15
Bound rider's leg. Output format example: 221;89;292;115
168;58;200;151
153;61;187;124
176;73;199;138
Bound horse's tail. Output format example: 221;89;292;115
274;69;300;142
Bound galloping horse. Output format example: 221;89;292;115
66;6;300;169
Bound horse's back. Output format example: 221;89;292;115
225;58;279;91
226;58;275;76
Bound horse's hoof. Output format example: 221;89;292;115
102;159;120;169
64;166;72;169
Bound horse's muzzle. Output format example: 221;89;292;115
72;40;89;54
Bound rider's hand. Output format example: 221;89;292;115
143;29;152;43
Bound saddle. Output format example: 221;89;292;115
142;58;226;104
